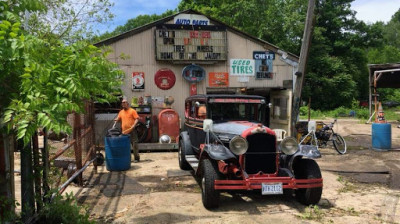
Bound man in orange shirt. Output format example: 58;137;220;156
115;99;140;162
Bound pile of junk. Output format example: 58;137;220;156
95;95;180;155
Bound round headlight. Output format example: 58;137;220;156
280;137;299;155
159;135;171;144
229;136;248;155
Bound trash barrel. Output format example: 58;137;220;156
105;135;131;171
372;123;391;151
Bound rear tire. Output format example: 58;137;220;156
135;122;148;143
201;159;220;209
332;134;346;154
178;138;191;170
294;159;322;205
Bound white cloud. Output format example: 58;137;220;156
351;0;400;23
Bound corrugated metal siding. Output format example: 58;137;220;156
104;24;296;130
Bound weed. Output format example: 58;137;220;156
299;205;324;221
346;207;360;216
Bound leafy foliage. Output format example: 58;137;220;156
93;9;177;43
0;1;124;144
36;192;94;224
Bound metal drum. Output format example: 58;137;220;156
105;135;131;171
372;123;391;151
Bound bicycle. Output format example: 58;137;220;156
300;119;347;154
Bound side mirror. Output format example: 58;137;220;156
203;119;213;132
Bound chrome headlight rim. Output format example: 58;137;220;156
229;136;248;155
279;137;299;155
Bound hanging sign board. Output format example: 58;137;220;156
132;72;145;91
253;51;274;79
229;59;255;76
155;24;227;61
154;68;176;90
182;64;206;83
209;72;229;87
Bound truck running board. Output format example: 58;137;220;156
185;155;199;173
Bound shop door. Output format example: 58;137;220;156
269;89;292;136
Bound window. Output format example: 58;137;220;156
272;97;288;120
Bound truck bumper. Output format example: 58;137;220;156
214;176;323;190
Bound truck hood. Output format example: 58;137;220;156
212;121;265;136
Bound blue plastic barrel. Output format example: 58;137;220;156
372;123;391;151
105;135;131;171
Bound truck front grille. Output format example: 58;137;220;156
244;133;277;174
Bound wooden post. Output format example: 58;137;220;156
290;0;316;137
21;141;34;222
90;101;98;173
32;133;42;211
0;134;15;223
73;113;83;186
42;128;50;201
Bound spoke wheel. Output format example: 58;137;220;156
332;134;346;154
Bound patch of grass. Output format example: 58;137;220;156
298;205;324;221
336;175;359;193
346;207;360;216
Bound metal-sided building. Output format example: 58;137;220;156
95;9;299;141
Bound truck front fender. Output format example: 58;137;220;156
203;144;236;161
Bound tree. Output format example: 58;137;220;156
93;9;177;43
25;0;115;43
0;1;123;221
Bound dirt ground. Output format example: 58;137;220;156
15;119;400;223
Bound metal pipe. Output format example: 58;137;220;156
53;156;97;199
49;139;76;161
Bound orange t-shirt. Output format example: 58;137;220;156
117;108;139;133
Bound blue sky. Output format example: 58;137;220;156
96;0;400;34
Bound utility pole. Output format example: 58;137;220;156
290;0;316;137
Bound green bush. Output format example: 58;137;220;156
36;192;94;224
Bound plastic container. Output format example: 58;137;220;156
372;123;391;151
105;135;131;171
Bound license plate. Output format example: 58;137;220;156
261;183;283;195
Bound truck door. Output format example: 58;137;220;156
269;89;292;136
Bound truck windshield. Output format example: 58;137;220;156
209;102;264;122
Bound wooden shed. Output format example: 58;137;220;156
95;9;299;141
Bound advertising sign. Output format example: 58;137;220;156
132;72;145;91
229;59;255;76
253;51;275;79
174;14;210;25
154;69;176;90
155;24;227;61
209;72;229;87
182;64;206;82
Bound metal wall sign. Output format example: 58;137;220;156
174;14;210;26
209;72;229;87
154;68;176;90
229;59;255;76
155;24;227;61
182;64;206;82
132;72;145;91
253;51;275;79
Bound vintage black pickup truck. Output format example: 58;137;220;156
178;94;323;209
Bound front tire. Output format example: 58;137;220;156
294;159;322;205
178;138;191;170
201;159;220;209
332;134;346;154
